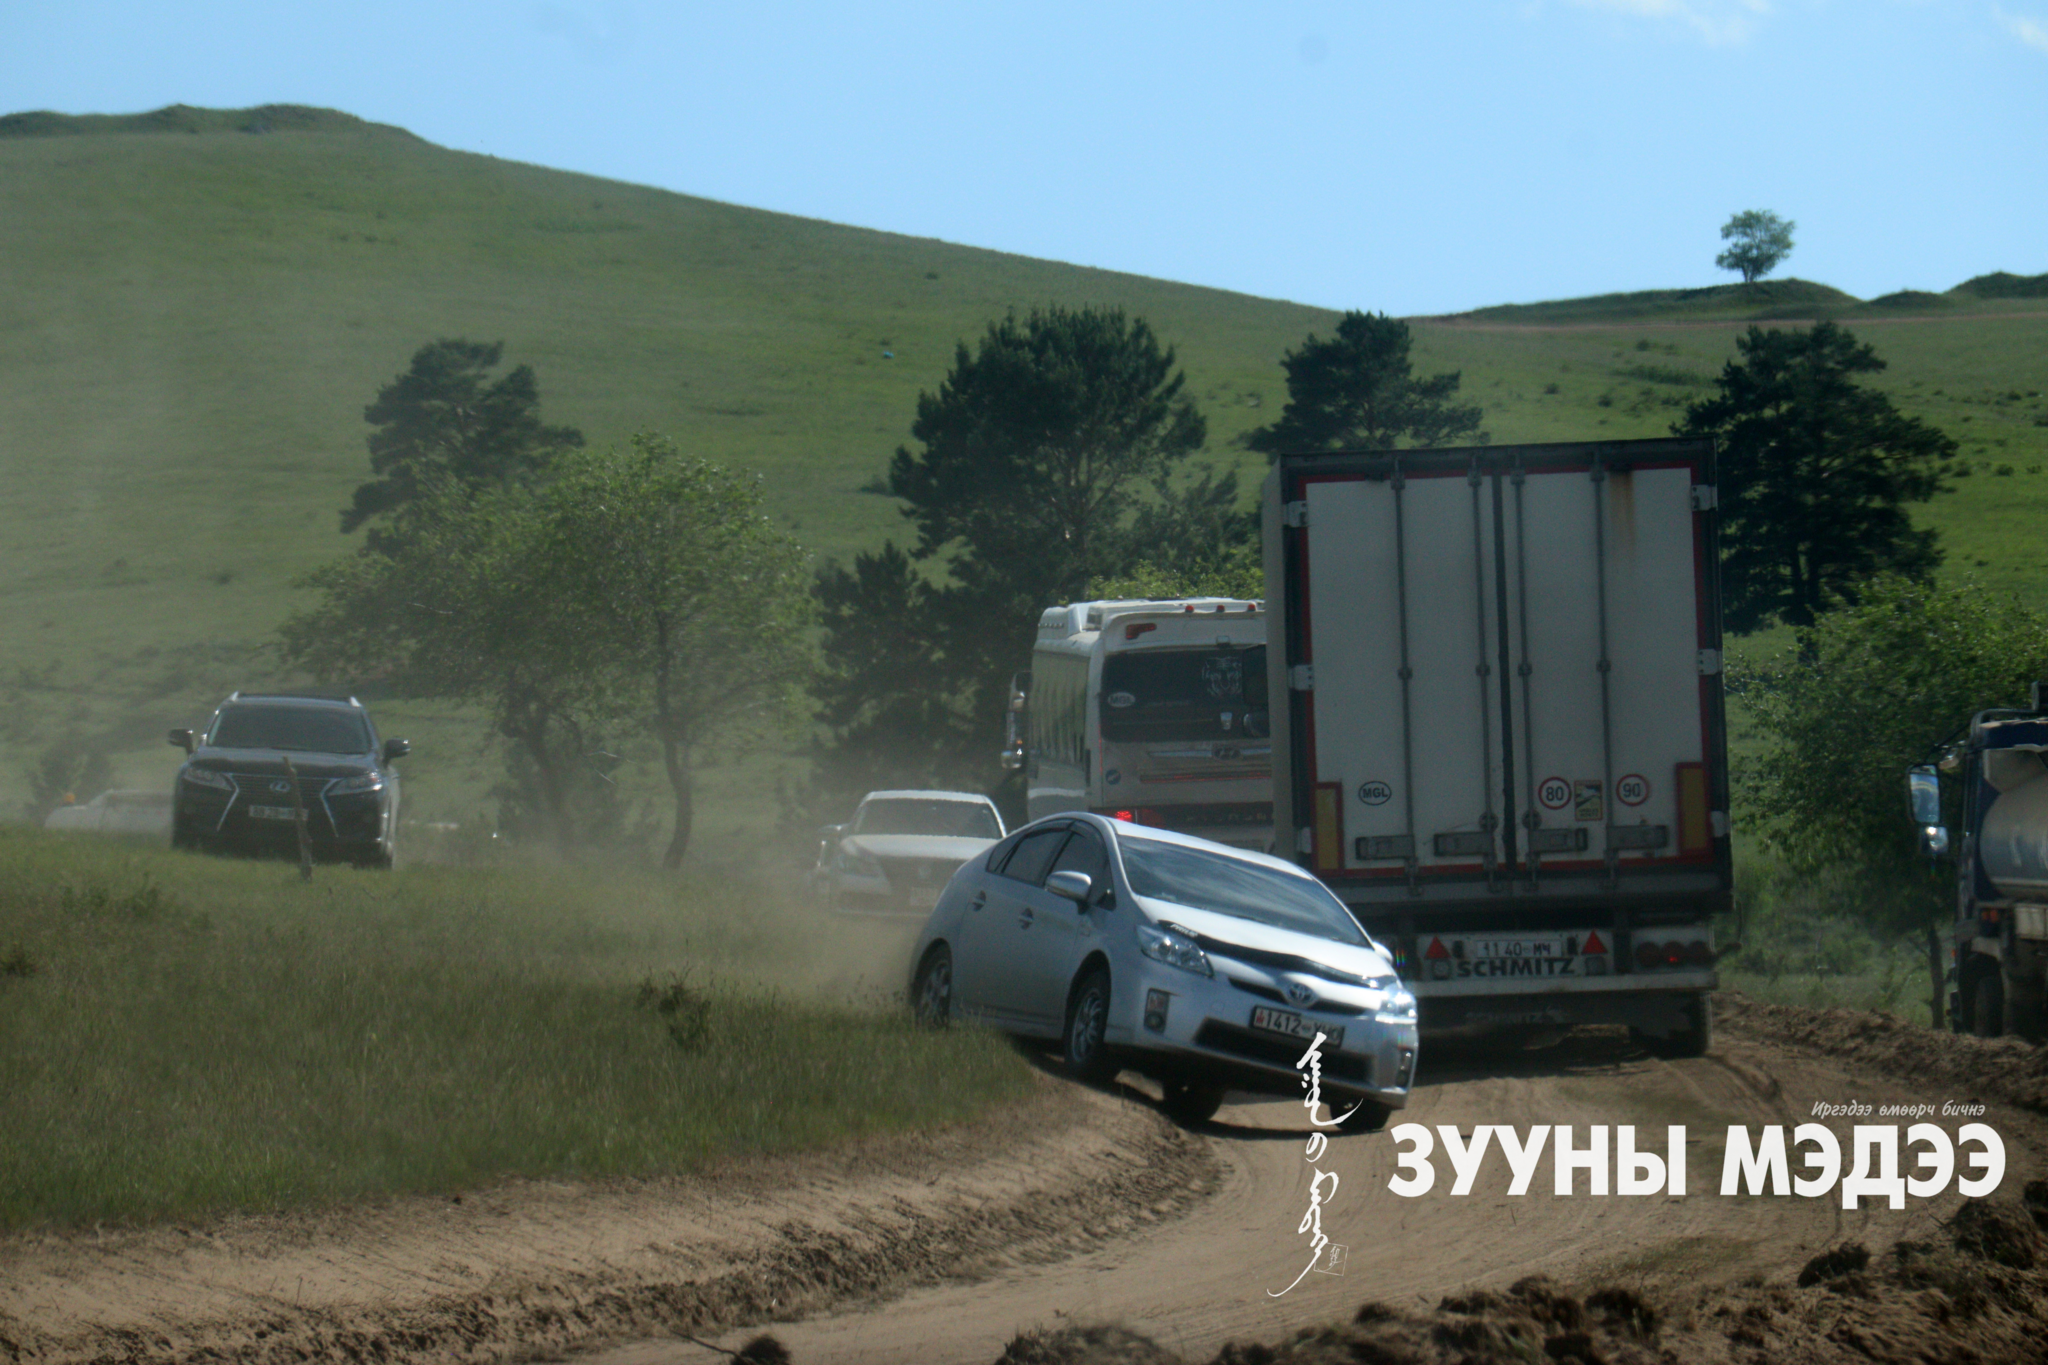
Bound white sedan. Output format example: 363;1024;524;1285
815;790;1007;915
907;813;1419;1127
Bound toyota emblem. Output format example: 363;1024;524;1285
1285;981;1316;1008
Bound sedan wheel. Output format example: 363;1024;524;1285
1161;1080;1226;1125
1336;1098;1393;1133
1062;969;1116;1084
913;946;953;1029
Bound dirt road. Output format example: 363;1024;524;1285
3;999;2045;1365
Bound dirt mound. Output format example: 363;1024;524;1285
1004;1197;2048;1364
0;1084;1218;1365
1716;990;2048;1114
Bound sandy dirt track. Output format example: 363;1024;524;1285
3;999;2045;1365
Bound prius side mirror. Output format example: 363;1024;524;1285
1045;870;1093;904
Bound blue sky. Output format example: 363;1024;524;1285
6;1;2043;316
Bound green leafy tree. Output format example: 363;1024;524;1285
1715;210;1795;285
533;436;813;867
1734;577;2048;1026
887;305;1208;600
288;482;614;852
1247;310;1486;457
813;305;1214;802
810;544;961;796
1676;321;1957;633
342;339;583;552
291;438;813;866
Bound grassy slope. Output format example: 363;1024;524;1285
0;825;1027;1226
3;106;2045;835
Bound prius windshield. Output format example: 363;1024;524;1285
1117;837;1366;945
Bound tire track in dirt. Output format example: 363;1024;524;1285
0;1083;1215;1365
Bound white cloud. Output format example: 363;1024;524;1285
1995;5;2048;54
1570;0;1771;45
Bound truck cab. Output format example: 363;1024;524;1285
1913;691;2048;1040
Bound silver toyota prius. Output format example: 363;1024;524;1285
907;813;1419;1127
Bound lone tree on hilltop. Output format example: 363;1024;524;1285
1716;209;1796;285
1676;321;1957;634
1247;310;1485;456
342;339;583;553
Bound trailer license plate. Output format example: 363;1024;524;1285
1249;1006;1342;1050
1465;936;1564;959
248;805;298;821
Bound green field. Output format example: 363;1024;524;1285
4;103;2045;842
0;825;1022;1227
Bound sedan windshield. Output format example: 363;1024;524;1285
857;799;1001;838
1117;837;1366;945
210;705;372;754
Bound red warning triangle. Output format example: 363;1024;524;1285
1582;930;1608;956
1423;935;1450;960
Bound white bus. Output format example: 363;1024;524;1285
1002;598;1272;849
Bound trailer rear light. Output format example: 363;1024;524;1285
1634;939;1710;970
1124;622;1157;640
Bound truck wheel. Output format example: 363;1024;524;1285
1643;996;1712;1059
1971;972;2004;1039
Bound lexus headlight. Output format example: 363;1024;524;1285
181;768;232;792
329;773;384;795
835;846;882;879
1376;986;1419;1026
1137;921;1213;977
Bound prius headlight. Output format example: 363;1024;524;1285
1376;986;1419;1026
1137;921;1213;978
329;773;384;795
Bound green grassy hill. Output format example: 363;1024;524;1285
4;105;2045;841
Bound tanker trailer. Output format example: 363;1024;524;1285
1911;695;2048;1040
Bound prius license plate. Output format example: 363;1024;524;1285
1249;1006;1342;1051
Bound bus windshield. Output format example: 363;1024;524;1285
1100;646;1266;743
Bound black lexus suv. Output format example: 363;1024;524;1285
169;693;408;867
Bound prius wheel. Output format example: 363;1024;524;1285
1336;1099;1393;1133
1062;969;1116;1084
912;946;953;1029
1161;1080;1226;1125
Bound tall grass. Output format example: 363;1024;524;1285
0;828;1031;1228
1715;855;1941;1027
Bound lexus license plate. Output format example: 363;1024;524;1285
248;805;298;821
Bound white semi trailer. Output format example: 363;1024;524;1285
1910;696;2048;1040
1262;438;1732;1053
